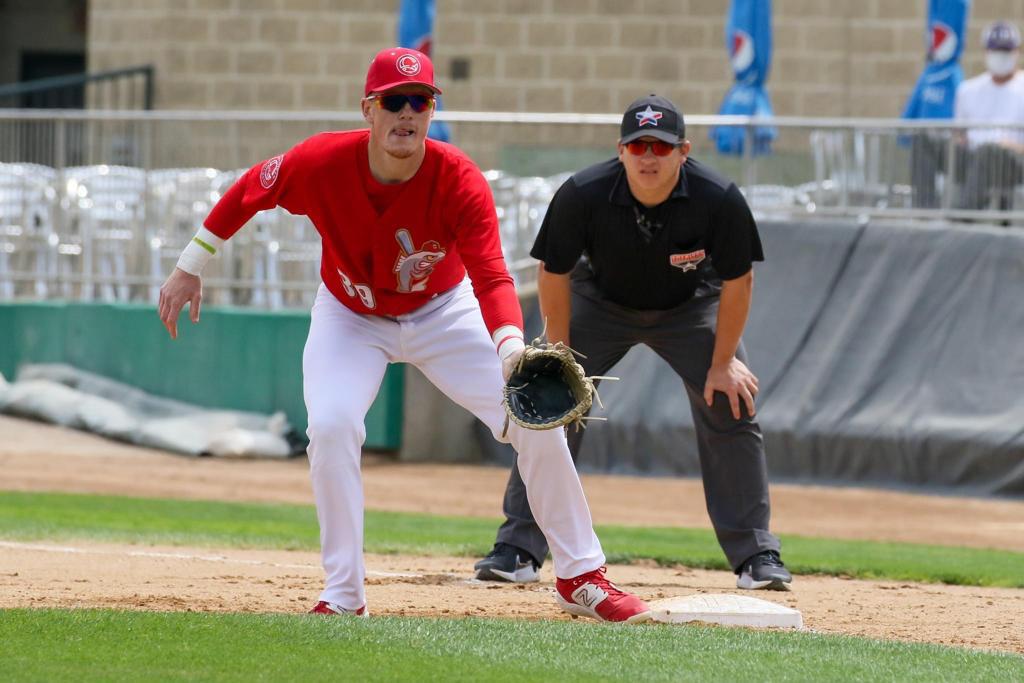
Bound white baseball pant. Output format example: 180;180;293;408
303;279;605;610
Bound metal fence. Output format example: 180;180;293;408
1;108;1023;308
0;66;154;119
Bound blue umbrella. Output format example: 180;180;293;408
711;0;776;156
901;1;970;208
902;0;970;121
397;0;451;142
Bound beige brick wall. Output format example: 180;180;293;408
88;0;394;112
84;0;1024;166
87;1;1024;116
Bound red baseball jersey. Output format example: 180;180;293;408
204;130;523;335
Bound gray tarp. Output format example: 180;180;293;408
0;364;295;458
477;219;1024;497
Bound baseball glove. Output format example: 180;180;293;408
501;339;613;436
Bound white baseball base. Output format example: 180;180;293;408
648;593;803;629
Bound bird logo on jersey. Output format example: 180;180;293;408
394;229;446;292
635;106;663;127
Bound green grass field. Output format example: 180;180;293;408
2;490;1023;681
1;491;1021;588
1;609;1021;683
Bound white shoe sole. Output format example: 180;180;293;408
736;575;792;591
475;565;540;583
313;604;370;617
555;593;653;624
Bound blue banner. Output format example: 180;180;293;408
397;0;450;142
902;0;970;120
711;0;776;156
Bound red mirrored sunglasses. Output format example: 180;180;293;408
369;93;435;113
624;139;680;157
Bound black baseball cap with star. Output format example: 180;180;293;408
620;94;685;145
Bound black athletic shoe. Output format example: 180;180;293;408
735;550;792;591
473;543;540;583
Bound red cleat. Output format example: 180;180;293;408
309;601;368;617
555;566;652;623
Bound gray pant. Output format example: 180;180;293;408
495;278;780;573
957;143;1024;211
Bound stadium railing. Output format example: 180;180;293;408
1;109;1022;307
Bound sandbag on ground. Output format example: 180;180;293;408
0;364;296;459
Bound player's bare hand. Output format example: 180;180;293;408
158;268;202;340
703;358;759;419
502;348;525;381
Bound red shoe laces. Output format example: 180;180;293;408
572;566;621;593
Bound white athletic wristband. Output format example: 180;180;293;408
175;227;225;276
493;325;525;362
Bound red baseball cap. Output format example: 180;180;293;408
364;47;442;96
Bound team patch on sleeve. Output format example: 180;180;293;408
669;249;706;272
260;154;284;189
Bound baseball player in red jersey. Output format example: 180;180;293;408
157;47;651;623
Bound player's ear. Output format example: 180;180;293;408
361;98;373;123
616;141;626;162
678;139;691;163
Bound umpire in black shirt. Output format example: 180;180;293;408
475;94;792;591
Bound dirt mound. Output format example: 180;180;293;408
2;416;1023;653
1;540;1021;654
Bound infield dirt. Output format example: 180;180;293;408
1;415;1022;654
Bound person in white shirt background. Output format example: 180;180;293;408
954;20;1024;211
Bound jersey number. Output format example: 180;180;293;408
337;269;376;309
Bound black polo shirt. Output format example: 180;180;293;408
530;157;764;311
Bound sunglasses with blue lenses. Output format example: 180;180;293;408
370;94;435;113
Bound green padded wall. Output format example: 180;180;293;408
0;302;404;450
